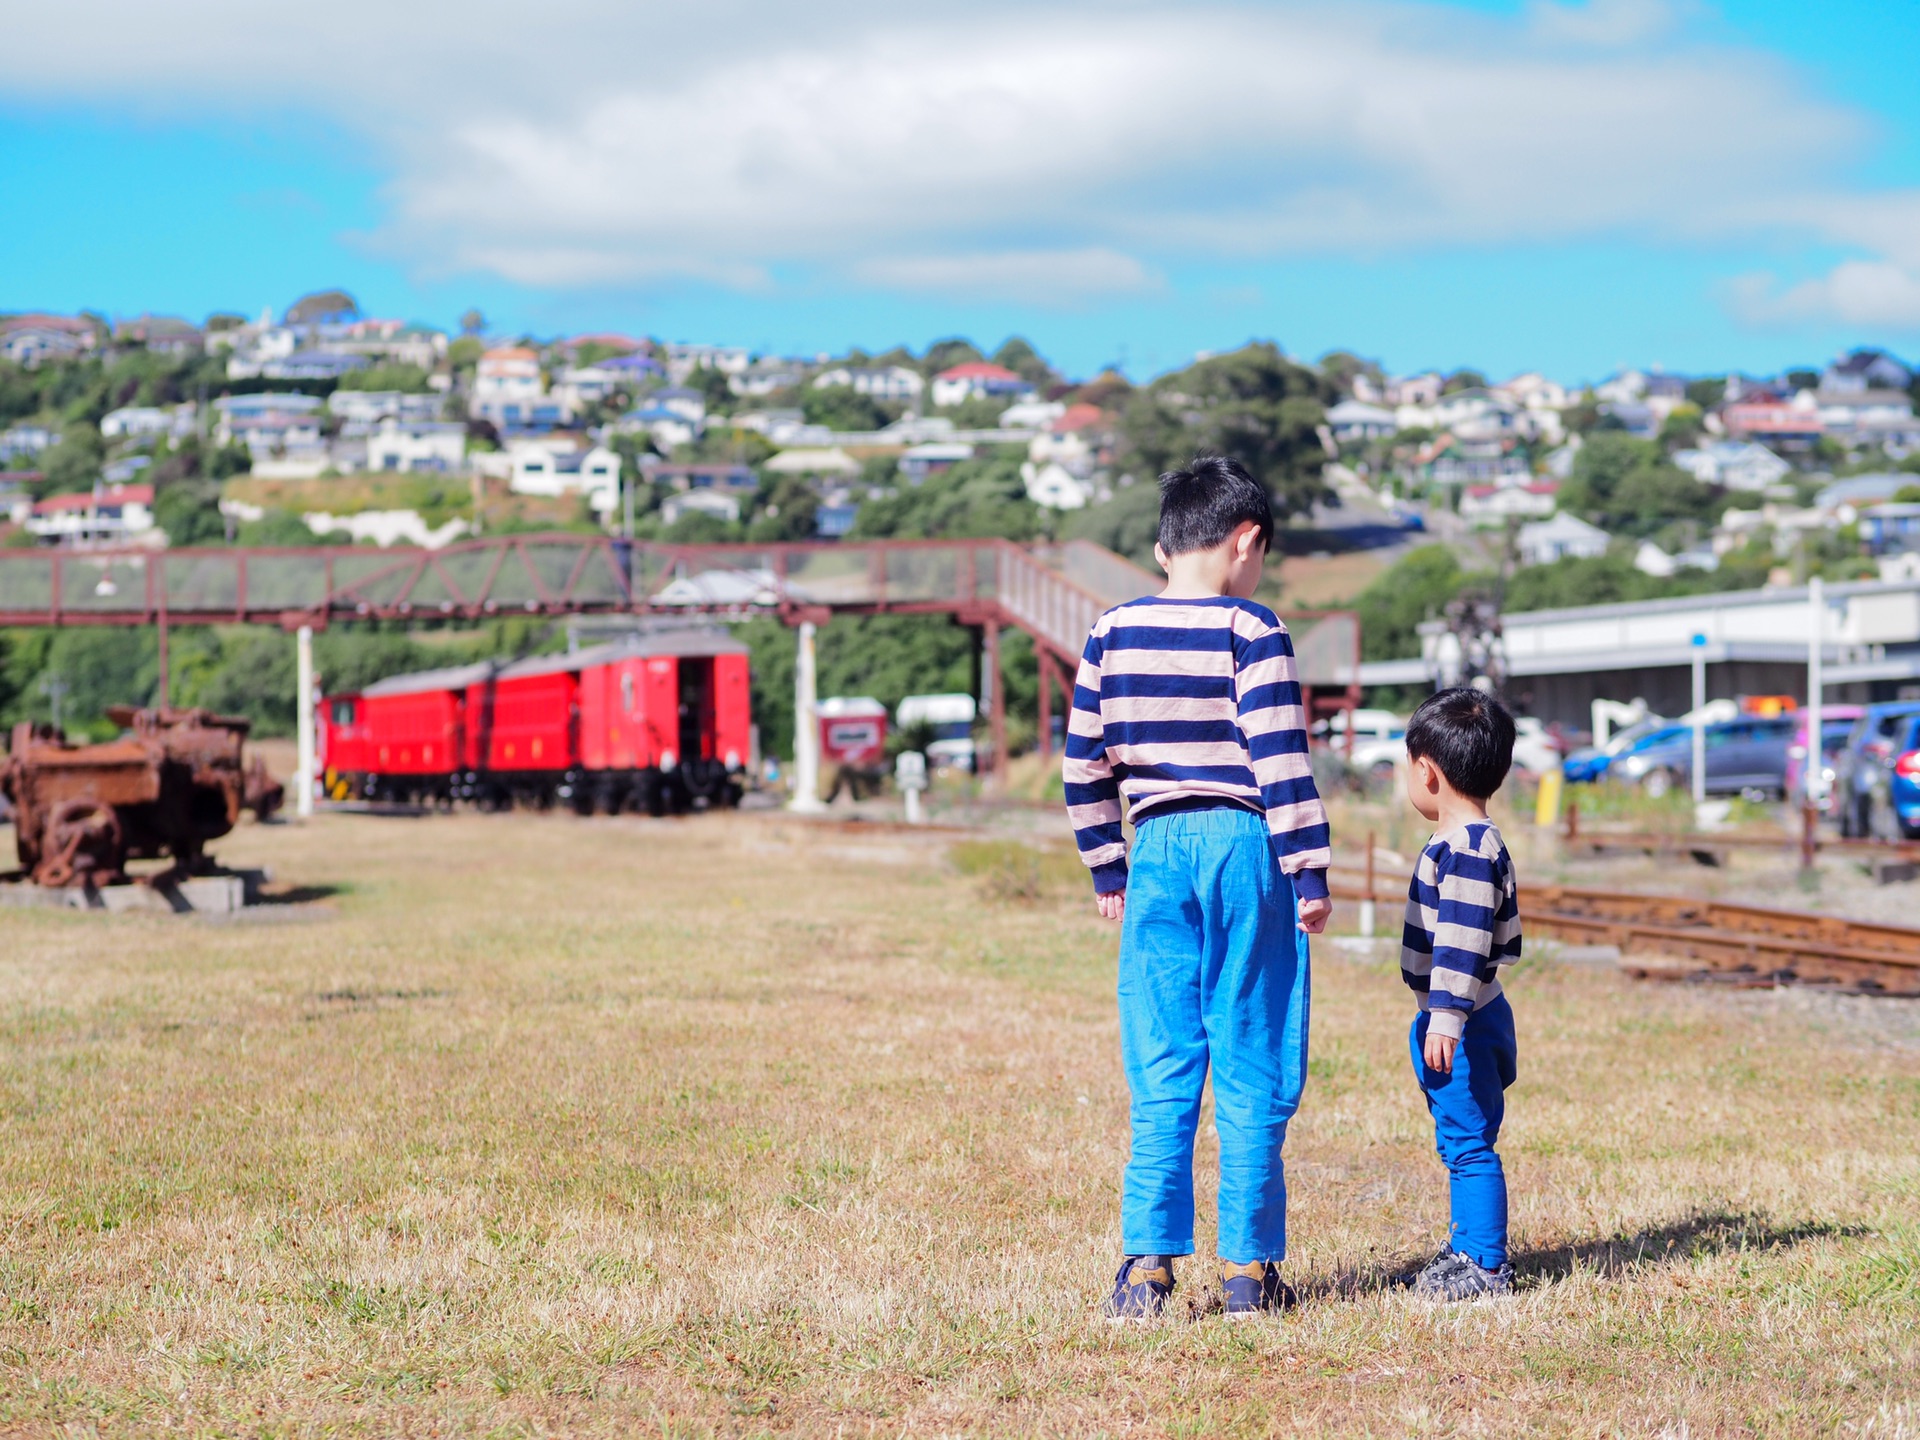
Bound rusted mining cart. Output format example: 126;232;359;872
2;707;260;887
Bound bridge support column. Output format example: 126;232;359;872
983;619;1005;790
789;619;825;812
295;624;315;820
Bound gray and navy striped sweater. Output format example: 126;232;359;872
1062;595;1331;899
1400;820;1523;1039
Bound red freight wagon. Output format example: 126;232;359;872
319;627;751;814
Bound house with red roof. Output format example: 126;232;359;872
28;484;157;548
930;361;1034;408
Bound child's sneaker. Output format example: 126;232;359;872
1414;1250;1513;1301
1220;1260;1296;1318
1105;1255;1175;1321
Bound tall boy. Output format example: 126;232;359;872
1398;686;1522;1300
1064;456;1331;1321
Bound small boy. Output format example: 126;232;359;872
1063;456;1332;1321
1398;686;1523;1300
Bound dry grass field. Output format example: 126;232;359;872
0;809;1915;1437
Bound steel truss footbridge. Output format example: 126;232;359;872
0;533;1360;777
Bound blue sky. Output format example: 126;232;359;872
2;0;1917;384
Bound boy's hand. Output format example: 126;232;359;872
1095;890;1126;922
1296;896;1331;934
1423;1031;1458;1074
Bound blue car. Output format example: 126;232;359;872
1847;709;1920;838
1835;701;1920;837
1609;717;1794;799
1562;718;1676;784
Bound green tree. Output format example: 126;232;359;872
36;425;104;495
800;386;897;432
1444;369;1488;394
336;363;432;393
153;479;225;546
991;337;1057;389
744;475;819;542
1060;481;1162;566
1353;545;1463;661
1118;342;1333;519
849;450;1040;541
921;338;984;375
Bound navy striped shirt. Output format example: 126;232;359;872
1400;820;1523;1039
1062;596;1331;899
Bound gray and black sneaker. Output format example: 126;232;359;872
1106;1254;1176;1321
1414;1250;1513;1301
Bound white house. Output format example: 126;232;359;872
217;394;329;477
899;442;974;482
764;447;862;477
1516;513;1610;566
101;405;197;441
619;405;701;450
1672;442;1791;492
506;439;621;507
1028;402;1106;478
1386;372;1443;406
929;362;1033;408
728;359;806;397
650;387;708;423
1325;399;1397;442
997;398;1066;430
1634;540;1718;578
0;423;57;461
329;390;443;428
1;315;97;367
28;483;156;547
811;365;924;400
663;344;750;384
661;489;742;526
1495;372;1572;412
1814;390;1920;451
1021;460;1094;510
1459;481;1558;524
1823;348;1913;395
368;420;468;473
470;347;575;428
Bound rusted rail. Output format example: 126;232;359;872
1328;858;1920;996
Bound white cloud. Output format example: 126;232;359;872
853;249;1158;305
1;0;1916;318
1729;261;1920;330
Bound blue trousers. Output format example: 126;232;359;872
1409;994;1517;1271
1117;806;1311;1263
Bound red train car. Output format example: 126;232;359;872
320;629;751;814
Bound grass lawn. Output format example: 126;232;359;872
0;811;1914;1436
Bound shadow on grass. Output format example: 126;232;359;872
1313;1210;1868;1300
257;883;350;906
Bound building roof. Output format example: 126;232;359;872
1051;402;1107;433
481;346;538;361
935;361;1024;383
34;484;153;514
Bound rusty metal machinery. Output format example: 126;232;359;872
2;707;265;888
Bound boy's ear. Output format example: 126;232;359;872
1152;542;1171;574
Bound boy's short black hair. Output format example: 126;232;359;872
1405;687;1516;801
1157;456;1275;556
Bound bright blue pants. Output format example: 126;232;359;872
1409;994;1517;1271
1117;806;1311;1263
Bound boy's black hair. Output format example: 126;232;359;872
1157;456;1274;556
1405;686;1516;801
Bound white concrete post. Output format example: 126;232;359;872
295;624;316;819
1690;633;1707;805
1807;576;1824;804
789;620;824;813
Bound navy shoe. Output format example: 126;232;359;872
1106;1254;1176;1321
1220;1260;1296;1318
1414;1250;1513;1301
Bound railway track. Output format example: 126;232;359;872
1329;859;1920;996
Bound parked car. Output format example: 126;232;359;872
1885;715;1920;838
1561;715;1671;784
1785;704;1865;809
1609;716;1794;799
1835;702;1920;837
